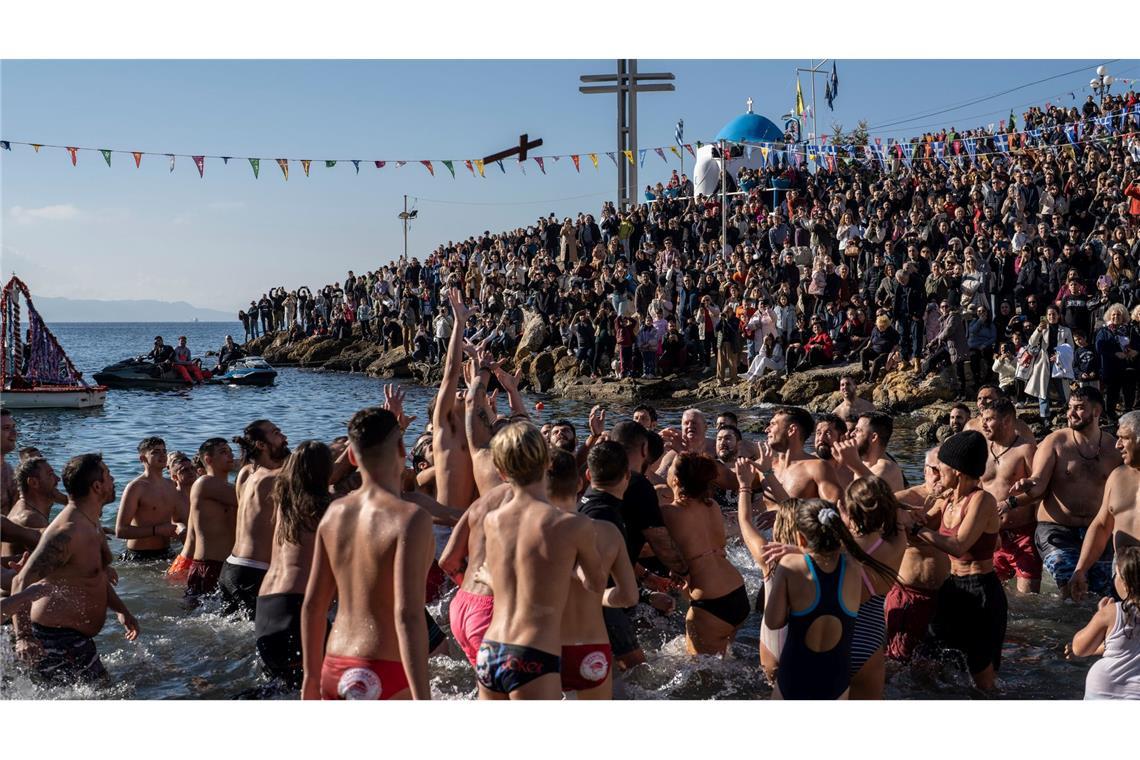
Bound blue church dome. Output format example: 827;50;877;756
715;100;784;144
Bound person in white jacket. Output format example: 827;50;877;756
744;333;785;381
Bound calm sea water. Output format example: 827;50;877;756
1;322;1097;699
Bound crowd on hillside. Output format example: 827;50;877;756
240;91;1140;423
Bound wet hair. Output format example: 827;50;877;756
772;500;799;545
18;446;42;462
232;419;272;465
774;406;815;439
491;422;549;486
191;454;205;473
717;424;742;442
551;419;576;434
632;404;658;423
815;413;848;436
411;433;433;471
547;449;581;501
587;441;629;488
347;408;401;465
15;457;48;495
717;411;740;425
844;476;900;539
137;436;166;456
610;420;648;455
198;437;230;462
858;412;893;446
1071;386;1104;410
62;453;105;501
672;453;719;501
989;398;1016;420
789;498;899;584
274;441;334;547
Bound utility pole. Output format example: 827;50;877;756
398;195;418;260
579;60;675;211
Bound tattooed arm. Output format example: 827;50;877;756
10;520;73;659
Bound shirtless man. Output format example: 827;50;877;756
832;412;906;492
715;412;759;459
2;409;18;516
1070;410;1140;601
115;437;184;562
432;289;477;511
980;398;1041;593
11;454;139;685
1;458;58;557
948;404;971;436
185;438;237;598
656;409;716;477
832;375;877;425
550;448;637;699
632;404;658;431
222;420;289;618
760;407;842;503
966;385;1034;441
1008;387;1122;598
18;446;68;505
887;448;950;662
476;422;606;700
301;407;434;700
814;414;853;490
164;453;197;581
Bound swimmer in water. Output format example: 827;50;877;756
185;439;237;598
115;437;185;563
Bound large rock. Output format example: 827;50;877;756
559;377;675;404
323;342;386;372
514;310;549;362
365;347;413;379
777;363;860;405
530;351;557;393
298;338;346;367
873;365;957;412
806;390;845;414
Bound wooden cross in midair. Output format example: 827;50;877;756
482;133;543;165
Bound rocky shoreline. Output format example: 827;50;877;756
242;312;1052;442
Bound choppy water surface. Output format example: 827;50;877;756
1;323;1098;699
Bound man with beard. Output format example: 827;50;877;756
965;385;1035;441
1;457;58;557
1070;410;1140;601
1009;388;1122;598
11;454;140;685
980;399;1041;593
813;414;852;490
221;420;290;619
948;404;971;436
715;412;759;459
832;375;877;426
759;407;842;502
832;412;906;492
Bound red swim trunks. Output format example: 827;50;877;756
167;554;192;582
449;589;494;667
186;558;223;596
320;655;409;700
993;526;1042;581
884;583;939;662
560;643;613;693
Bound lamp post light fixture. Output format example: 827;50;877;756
1090;66;1114;100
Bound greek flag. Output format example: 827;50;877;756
675;119;684;148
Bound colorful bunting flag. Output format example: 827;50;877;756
222;157;231;165
534;157;545;174
352;160;360;174
496;161;505;174
193;155;205;177
375;161;386;169
396;161;406;168
552;156;560;162
276;158;289;180
589;153;598;169
421;160;434;176
571;154;581;172
465;159;475;176
655;147;666;162
518;160;526;175
66;147;78;165
100;149;112;167
639;149;647;167
669;146;681;159
474;159;485;177
301;160;311;177
249;158;260;178
0;141;9;151
32;144;42;153
325;160;337;168
607;152;617;166
168;154;176;173
684;144;695;158
442;160;455;178
132;152;143;168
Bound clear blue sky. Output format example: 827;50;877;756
3;59;1137;312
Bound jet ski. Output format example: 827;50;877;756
92;357;194;389
210;356;277;387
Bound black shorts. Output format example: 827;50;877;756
119;546;173;563
255;593;304;689
930;572;1007;675
31;624;108;686
219;561;268;620
602;606;641;658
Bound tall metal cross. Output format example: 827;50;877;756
579;60;675;211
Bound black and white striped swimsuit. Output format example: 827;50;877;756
850;537;887;675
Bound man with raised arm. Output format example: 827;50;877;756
979;398;1041;593
831;412;906;492
185;438;238;598
432;288;477;510
1070;410;1140;601
475;422;606;700
302;407;434;700
11;454;139;685
762;406;843;503
1008;387;1121;599
220;420;289;618
115;437;184;562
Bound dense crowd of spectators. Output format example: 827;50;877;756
242;91;1140;423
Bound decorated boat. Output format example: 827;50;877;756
1;275;107;409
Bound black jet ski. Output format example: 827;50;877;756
209;356;277;387
92;357;193;389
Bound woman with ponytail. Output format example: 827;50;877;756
763;498;898;699
662;453;749;656
907;430;1005;691
843;476;908;700
1068;546;1140;699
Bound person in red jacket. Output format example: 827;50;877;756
793;318;834;371
1124;178;1140;219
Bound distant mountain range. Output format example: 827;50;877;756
33;296;235;323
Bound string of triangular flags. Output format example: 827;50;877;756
0;137;700;180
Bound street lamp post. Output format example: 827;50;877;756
1090;65;1115;103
